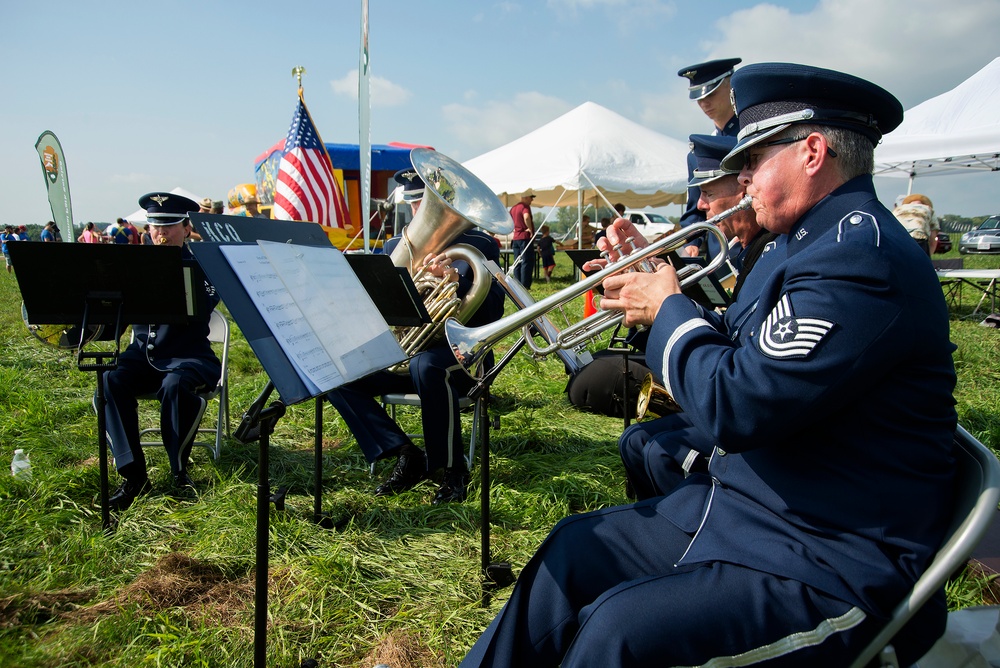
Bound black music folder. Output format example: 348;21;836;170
343;253;430;328
10;243;193;327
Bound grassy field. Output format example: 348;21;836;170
1;247;999;668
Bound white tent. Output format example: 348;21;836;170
463;101;690;210
123;187;204;223
874;57;1000;190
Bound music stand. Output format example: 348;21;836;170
344;253;430;327
190;231;419;668
9;243;192;531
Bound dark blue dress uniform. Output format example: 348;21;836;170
677;58;742;260
461;64;957;667
104;194;221;490
326;228;505;474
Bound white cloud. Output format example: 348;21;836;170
441;92;574;158
330;69;412;107
705;0;1000;107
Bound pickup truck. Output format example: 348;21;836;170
622;210;678;242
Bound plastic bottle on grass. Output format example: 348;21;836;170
11;449;31;479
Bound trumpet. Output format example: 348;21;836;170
445;195;752;375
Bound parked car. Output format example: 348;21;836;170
622;210;678;242
934;232;952;253
959;216;1000;254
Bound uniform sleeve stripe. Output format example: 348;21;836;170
662;317;712;399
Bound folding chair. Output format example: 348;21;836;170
137;309;231;460
849;425;1000;668
380;390;485;470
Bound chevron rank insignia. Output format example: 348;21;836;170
758;293;834;359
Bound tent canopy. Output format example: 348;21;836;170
874;57;1000;181
463;101;690;210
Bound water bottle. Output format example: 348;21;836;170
10;449;31;480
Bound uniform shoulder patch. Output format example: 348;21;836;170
758;293;834;359
836;211;880;246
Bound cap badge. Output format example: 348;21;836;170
150;194;169;206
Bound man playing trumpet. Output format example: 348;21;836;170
461;63;956;667
616;133;776;499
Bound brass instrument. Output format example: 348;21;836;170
635;373;681;420
445;195;753;376
21;302;102;349
388;148;513;364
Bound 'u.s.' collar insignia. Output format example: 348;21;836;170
758;293;834;360
151;194;169;205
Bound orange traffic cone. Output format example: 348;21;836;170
583;289;598;318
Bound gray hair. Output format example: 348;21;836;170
795;124;874;180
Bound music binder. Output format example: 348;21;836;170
343;252;430;327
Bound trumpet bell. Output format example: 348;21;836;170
635;373;682;420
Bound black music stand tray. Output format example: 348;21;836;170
9;243;191;531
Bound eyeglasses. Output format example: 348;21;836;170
744;135;838;171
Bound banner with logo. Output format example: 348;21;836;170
34;131;74;242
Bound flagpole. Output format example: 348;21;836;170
359;0;372;253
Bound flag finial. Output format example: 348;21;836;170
292;66;306;92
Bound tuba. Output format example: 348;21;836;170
388;148;513;366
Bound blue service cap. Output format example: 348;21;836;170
678;58;741;100
720;62;903;172
394;168;425;203
138;192;199;225
688;134;739;188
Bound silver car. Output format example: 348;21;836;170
959;215;1000;254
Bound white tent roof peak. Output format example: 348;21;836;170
463;101;690;208
875;57;1000;181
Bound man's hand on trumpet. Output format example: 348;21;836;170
579;218;678;328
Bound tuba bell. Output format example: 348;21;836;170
387;148;512;366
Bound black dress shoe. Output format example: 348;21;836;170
374;446;427;497
172;471;197;496
432;466;469;504
108;477;152;511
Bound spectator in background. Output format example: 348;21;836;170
106;217;133;244
198;197;213;214
78;222;102;244
40;221;58;242
1;225;17;273
510;189;536;288
141;224;153;245
892;193;939;255
536;225;556;283
16;226;28;241
592;217;612;248
211;201;224;215
125;218;141;245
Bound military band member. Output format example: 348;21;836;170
461;63;956;667
326;169;506;504
104;193;221;510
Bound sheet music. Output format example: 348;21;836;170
219;243;405;395
257;241;406;381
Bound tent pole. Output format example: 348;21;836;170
577;189;583;250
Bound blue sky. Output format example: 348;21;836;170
3;0;999;227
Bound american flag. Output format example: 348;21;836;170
272;94;350;228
